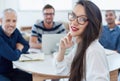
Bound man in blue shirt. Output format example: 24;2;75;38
99;10;120;53
0;8;32;81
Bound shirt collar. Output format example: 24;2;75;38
106;25;119;31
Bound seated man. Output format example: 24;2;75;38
0;8;32;81
99;10;120;53
29;4;66;49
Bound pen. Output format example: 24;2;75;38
23;55;33;60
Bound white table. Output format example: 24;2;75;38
13;54;68;81
104;49;120;71
13;50;120;81
105;49;120;81
107;54;120;71
107;54;120;81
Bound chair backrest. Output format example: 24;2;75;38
20;26;32;32
110;69;118;81
20;26;32;41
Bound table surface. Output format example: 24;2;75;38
107;54;120;71
13;49;120;75
13;54;58;76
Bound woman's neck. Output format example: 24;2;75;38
75;36;82;44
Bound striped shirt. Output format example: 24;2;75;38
31;21;66;43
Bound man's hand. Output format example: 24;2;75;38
16;43;24;51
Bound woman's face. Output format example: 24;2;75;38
69;4;88;37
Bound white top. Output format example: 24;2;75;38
53;39;110;81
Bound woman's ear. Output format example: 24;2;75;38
85;21;89;26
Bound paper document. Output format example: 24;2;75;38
28;48;41;53
19;53;44;62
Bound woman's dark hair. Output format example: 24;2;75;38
69;1;102;81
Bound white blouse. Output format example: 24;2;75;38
53;39;110;81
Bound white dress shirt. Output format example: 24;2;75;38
53;39;110;81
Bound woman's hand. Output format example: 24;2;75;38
59;33;74;51
56;33;74;62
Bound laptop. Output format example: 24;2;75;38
42;34;65;54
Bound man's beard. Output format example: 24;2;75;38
46;20;53;24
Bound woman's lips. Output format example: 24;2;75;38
71;26;79;32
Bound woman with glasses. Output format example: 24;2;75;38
53;0;110;81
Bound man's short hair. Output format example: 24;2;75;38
42;4;55;12
0;8;17;18
106;10;116;15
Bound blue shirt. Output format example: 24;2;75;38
0;26;29;74
99;25;120;53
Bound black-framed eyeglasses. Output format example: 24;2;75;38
44;13;54;16
68;12;88;25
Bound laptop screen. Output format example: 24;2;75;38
42;34;65;54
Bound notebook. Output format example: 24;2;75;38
19;53;44;62
42;34;65;54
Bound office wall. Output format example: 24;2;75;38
0;0;120;28
0;0;78;29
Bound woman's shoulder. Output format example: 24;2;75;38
86;39;105;54
86;39;107;63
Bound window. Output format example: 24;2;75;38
91;0;120;10
19;0;72;11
